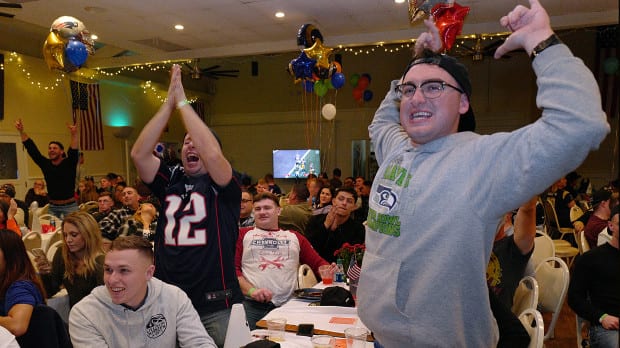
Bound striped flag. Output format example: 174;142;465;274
71;80;104;151
347;254;362;281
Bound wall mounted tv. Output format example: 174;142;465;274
272;149;320;179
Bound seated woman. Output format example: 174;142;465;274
35;211;104;308
24;179;48;208
120;202;158;241
313;186;334;215
0;229;46;337
77;179;99;205
0;201;21;236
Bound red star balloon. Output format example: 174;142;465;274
431;2;470;51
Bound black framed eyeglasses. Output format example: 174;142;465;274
395;80;464;100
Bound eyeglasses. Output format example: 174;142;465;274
241;199;253;203
395;80;464;100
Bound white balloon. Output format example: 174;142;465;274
51;16;85;39
322;103;336;120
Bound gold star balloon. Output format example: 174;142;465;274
43;31;67;71
303;39;333;69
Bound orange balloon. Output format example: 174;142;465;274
42;31;67;71
333;61;342;73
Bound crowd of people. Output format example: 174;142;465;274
0;1;617;347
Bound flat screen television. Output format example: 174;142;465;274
272;149;320;179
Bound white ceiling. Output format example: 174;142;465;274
0;0;617;68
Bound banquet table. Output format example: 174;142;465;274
255;282;373;342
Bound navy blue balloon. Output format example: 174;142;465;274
297;24;323;48
303;80;314;93
363;90;374;101
331;72;345;89
65;39;88;66
290;52;316;80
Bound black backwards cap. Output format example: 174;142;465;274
401;50;475;132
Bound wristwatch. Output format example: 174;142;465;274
531;34;562;59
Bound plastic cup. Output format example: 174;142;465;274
344;327;368;348
311;335;335;348
267;318;286;342
319;265;333;285
349;278;359;300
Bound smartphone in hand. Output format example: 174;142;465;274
31;248;47;260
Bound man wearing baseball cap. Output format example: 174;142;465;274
357;0;610;346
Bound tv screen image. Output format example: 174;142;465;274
272;149;320;179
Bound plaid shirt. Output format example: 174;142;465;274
99;207;135;240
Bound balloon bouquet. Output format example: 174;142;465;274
43;16;95;72
288;24;344;121
408;0;470;51
288;24;343;95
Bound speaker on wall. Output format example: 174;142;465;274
251;61;258;76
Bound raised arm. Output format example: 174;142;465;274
14;119;29;142
130;68;177;184
413;16;442;56
494;0;554;59
68;122;79;150
513;196;537;254
172;68;232;186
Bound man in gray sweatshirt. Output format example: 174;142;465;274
357;0;610;346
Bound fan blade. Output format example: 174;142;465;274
211;69;239;74
184;63;194;71
201;65;221;72
0;12;14;18
0;3;21;8
210;73;239;78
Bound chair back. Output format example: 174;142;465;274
45;229;64;253
528;233;555;270
518;308;544;348
16;305;71;348
38;214;62;234
46;240;64;262
22;231;42;252
79;201;98;213
543;199;575;241
577;230;590;254
298;264;318;289
597;227;612;246
569;205;584;223
534;256;569;340
511;276;539;317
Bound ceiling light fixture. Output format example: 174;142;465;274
91;34;98;40
394;0;405;3
275;11;285;18
174;24;184;30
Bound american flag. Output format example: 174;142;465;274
71;80;104;151
346;254;362;281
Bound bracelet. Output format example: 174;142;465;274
531;34;562;60
247;287;257;297
599;313;608;323
176;99;190;109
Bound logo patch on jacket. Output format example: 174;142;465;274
145;313;167;339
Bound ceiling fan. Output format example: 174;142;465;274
183;59;239;80
450;33;511;61
0;2;21;18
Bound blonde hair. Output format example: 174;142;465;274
61;211;104;282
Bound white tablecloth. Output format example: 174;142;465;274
48;288;69;323
249;329;374;348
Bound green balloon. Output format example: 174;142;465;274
603;57;619;75
325;79;334;90
349;73;360;87
314;80;328;97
